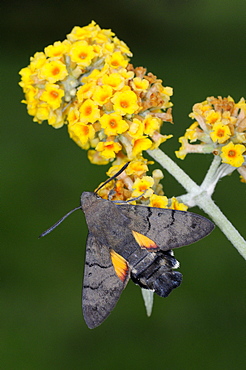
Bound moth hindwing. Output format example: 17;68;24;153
80;191;214;329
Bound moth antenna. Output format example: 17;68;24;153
112;191;147;204
39;206;82;238
95;162;130;194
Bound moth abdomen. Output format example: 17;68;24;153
129;250;182;297
153;271;182;297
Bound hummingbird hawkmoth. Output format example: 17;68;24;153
40;162;214;328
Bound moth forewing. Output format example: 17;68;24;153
117;204;214;251
82;233;129;329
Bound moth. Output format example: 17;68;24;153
40;162;214;329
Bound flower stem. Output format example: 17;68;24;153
200;155;221;193
195;192;246;259
147;148;246;260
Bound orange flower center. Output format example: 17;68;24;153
217;129;225;137
101;94;108;101
139;184;147;191
81;126;89;135
52;67;60;76
228;150;236;158
79;52;87;60
120;100;129;108
50;91;59;99
109;119;117;128
111;60;119;67
85;106;92;115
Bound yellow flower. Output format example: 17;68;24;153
95;141;122;159
235;97;246;111
132;136;152;157
210;122;231;143
100;113;129;136
161;86;173;97
106;51;128;69
169;197;188;211
111;90;139;115
79;99;100;123
132;176;154;198
92;85;113;106
149;194;168;208
132;77;149;91
106;163;128;178
47;109;64;128
118;68;134;81
68;122;95;148
44;40;70;58
76;83;95;101
87;149;110;165
102;73;125;90
126;159;148;176
175;136;188;160
19;22;174;162
128;118;144;138
66;106;80;125
40;84;64;110
19;67;33;89
220;142;245;167
113;37;132;56
205;110;221;126
34;104;51;123
67;22;100;42
143;115;161;136
39;60;68;83
69;40;95;67
23;85;38;105
29;52;47;71
150;133;172;150
190;100;212;116
184;122;200;142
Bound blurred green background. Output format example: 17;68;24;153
1;0;246;369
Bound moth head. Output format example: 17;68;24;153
81;191;101;212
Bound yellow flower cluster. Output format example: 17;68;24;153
96;158;188;211
19;21;173;166
175;96;246;180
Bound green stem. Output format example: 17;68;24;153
147;148;246;260
195;193;246;259
200;155;221;192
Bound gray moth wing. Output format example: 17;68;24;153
82;233;128;329
117;204;214;251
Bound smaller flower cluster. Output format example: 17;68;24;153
176;96;246;181
96;158;188;211
19;21;173;164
